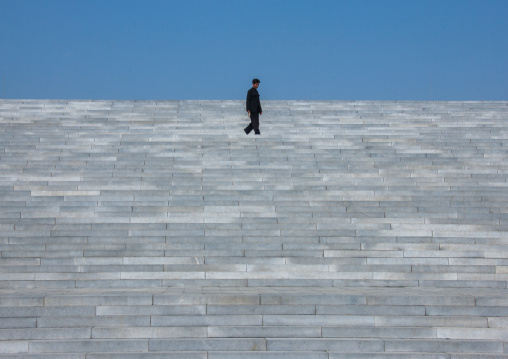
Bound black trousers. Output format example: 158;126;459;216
245;112;260;134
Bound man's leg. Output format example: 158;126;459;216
244;121;253;134
251;112;260;134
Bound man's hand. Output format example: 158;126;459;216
248;111;251;118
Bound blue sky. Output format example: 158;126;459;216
1;0;507;100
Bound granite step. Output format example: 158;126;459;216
1;99;507;357
0;287;507;357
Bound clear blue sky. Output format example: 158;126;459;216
1;0;507;101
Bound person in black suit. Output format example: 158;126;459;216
245;79;262;135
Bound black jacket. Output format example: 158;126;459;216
246;87;262;113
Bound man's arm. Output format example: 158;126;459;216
246;89;252;113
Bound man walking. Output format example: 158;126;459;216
245;78;262;135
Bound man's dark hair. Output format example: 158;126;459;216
252;78;260;84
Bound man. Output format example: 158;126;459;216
245;78;262;135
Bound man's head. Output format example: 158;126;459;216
252;78;260;89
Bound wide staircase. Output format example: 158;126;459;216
1;99;507;358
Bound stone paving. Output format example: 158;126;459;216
0;99;507;357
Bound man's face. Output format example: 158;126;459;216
253;83;259;89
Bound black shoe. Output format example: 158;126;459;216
255;131;261;135
244;128;250;135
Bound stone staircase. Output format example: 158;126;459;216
0;99;507;357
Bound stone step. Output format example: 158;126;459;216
1;99;507;356
0;288;507;356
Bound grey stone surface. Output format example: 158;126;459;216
86;355;206;359
208;354;329;359
1;99;508;356
29;339;149;353
267;338;384;352
149;338;267;351
328;355;451;359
